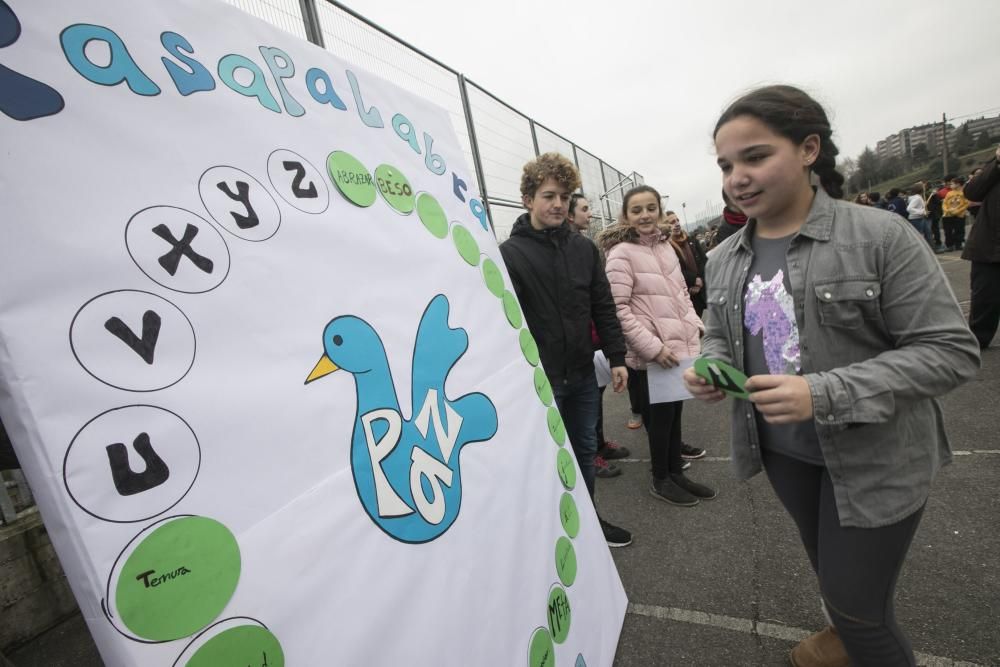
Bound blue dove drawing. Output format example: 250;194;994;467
305;294;498;543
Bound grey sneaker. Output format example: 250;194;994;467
670;472;717;499
649;476;699;507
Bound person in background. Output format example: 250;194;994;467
687;84;979;666
966;167;984;220
567;192;593;234
601;186;715;507
569;193;631;477
852;192;870;205
885;188;908;219
868;191;886;209
499;152;632;547
906;185;932;245
941;176;970;251
926;181;946;253
961;145;1000;350
709;189;749;249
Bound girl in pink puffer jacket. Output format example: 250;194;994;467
600;185;715;506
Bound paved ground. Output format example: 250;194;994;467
6;252;999;666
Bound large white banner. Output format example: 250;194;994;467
0;1;627;665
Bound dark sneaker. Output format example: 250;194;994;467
599;518;632;547
680;443;707;460
598;439;631;460
649;476;699;507
670;473;717;499
594;455;622;478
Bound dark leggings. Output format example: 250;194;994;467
762;449;923;666
627;368;683;478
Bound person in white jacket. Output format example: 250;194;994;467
906;185;932;244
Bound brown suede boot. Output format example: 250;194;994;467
789;625;850;667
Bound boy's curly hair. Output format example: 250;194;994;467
520;152;581;199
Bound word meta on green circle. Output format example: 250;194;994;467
186;624;284;667
547;586;572;644
502;290;523;328
519;329;539;366
556;448;576;490
546;407;566;446
416;192;448;238
373;164;415;214
554;536;577;587
528;627;555;667
451;225;480;266
482;258;505;298
327;151;376;208
115;516;241;641
533;367;553;406
559;492;580;538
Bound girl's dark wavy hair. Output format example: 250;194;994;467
713;85;845;200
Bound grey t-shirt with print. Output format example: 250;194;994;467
743;233;823;465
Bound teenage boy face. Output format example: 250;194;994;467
523;178;571;230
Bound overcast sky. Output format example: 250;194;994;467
342;0;1000;223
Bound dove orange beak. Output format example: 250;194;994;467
305;355;339;384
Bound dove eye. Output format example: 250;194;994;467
333;335;343;346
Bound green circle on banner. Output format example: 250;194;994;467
556;448;576;490
546;407;566;446
373;164;415;213
452;225;480;266
416;192;448;238
326;151;376;207
559;492;579;538
186;625;284;667
547;586;572;643
519;329;539;366
692;357;750;399
482;258;505;297
502;290;523;328
534;367;553;406
528;627;555;667
116;516;240;641
555;537;577;587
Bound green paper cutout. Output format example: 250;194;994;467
533;367;553;406
416;192;448;238
559;492;579;538
451;225;480;266
556;449;576;490
528;627;555;667
482;258;505;297
115;516;240;641
693;357;750;399
186;624;284;667
502;290;523;328
327;151;376;207
374;164;415;213
519;329;539;366
554;537;577;587
546;407;566;446
547;586;572;643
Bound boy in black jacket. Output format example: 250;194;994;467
500;152;632;547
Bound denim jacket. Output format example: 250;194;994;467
702;189;980;527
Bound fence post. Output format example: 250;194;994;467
457;75;494;236
0;473;16;525
298;0;326;48
529;120;540;158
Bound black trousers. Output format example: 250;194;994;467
762;449;923;666
970;261;1000;349
942;216;965;248
627;367;683;478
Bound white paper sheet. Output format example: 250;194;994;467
646;358;695;403
593;350;612;388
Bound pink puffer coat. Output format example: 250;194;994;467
601;225;703;370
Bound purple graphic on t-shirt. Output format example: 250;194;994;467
745;270;800;374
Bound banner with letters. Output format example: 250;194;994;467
0;1;627;665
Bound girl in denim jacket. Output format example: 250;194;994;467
683;85;980;667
